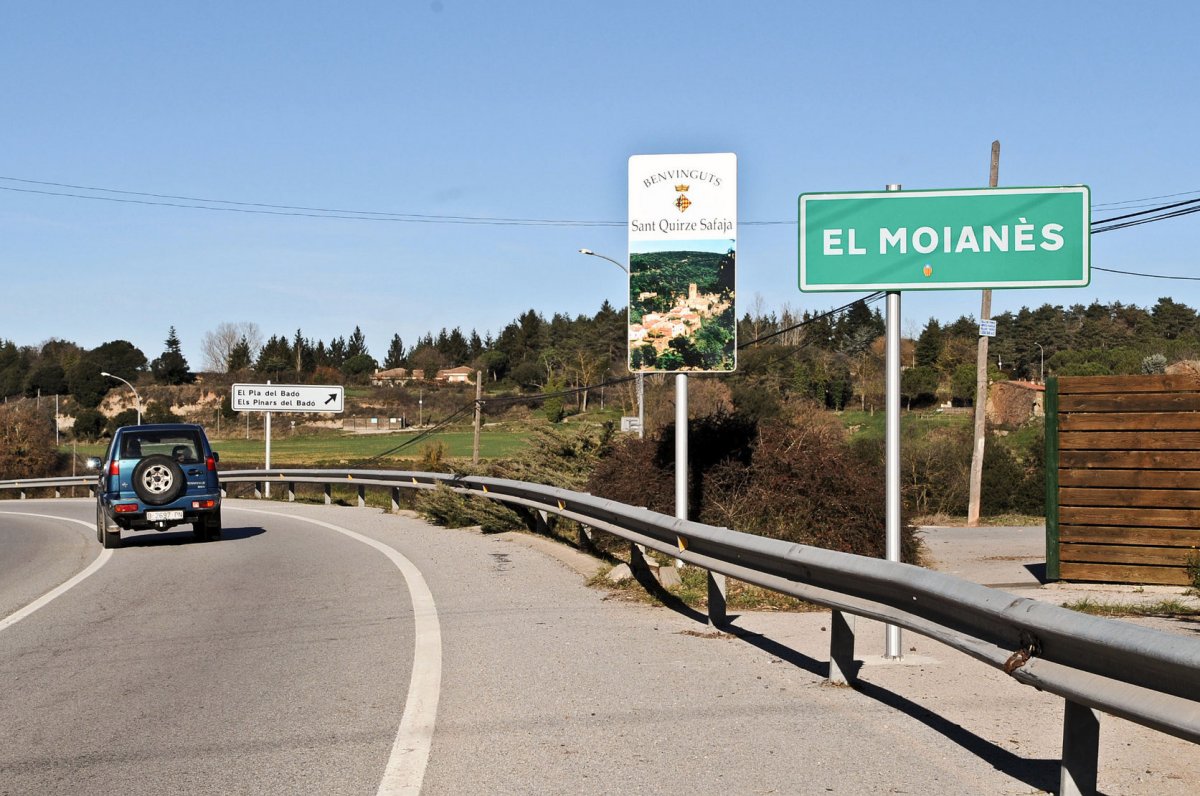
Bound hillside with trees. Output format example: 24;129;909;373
4;294;1200;525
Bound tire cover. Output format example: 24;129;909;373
132;455;186;506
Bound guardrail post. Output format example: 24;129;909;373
391;487;400;512
19;489;25;500
324;483;331;505
55;488;61;498
707;572;727;627
630;542;651;577
1060;700;1100;796
357;484;365;508
89;485;96;498
578;524;596;552
535;509;554;535
828;610;856;685
254;482;262;499
287;482;295;502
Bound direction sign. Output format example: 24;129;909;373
231;383;344;413
799;186;1090;292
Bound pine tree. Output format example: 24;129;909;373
384;335;407;369
347;326;368;358
150;327;193;385
227;336;252;372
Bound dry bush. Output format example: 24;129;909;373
704;421;917;561
416;425;613;534
589;409;918;561
641;375;733;436
0;401;58;479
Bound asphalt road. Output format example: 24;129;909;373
2;500;1196;795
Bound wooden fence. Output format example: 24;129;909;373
1046;374;1200;585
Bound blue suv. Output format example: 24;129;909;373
88;423;222;548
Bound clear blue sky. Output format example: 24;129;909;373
3;1;1198;368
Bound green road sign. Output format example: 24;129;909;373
799;186;1090;292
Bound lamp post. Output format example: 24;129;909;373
578;248;642;439
101;371;142;424
578;248;627;274
1034;343;1044;383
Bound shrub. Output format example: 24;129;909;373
72;408;107;441
415;425;614;534
590;410;919;562
0;401;58;479
105;409;139;436
900;424;972;517
143;400;181;424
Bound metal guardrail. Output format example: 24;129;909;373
4;468;1198;795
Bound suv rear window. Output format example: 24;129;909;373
119;430;204;464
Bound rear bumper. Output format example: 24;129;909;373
103;495;221;531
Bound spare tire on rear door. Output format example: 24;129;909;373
133;454;186;506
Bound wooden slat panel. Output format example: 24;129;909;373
1060;486;1200;509
1059;393;1200;413
1060;524;1200;546
1059;561;1191;586
1060;450;1200;470
1059;469;1200;489
1060;412;1200;431
1060;430;1200;450
1045;377;1060;581
1059;375;1200;394
1059;505;1200;528
1059;543;1196;566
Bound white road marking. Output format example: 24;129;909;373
0;512;113;633
231;507;442;796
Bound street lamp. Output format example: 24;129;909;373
1034;343;1044;383
578;248;628;274
101;371;142;424
577;247;641;438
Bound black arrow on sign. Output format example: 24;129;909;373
325;393;337;405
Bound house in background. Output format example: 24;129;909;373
987;380;1044;428
372;367;410;387
435;366;474;384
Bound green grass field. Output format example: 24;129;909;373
838;408;972;442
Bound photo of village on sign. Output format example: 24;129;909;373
628;238;736;372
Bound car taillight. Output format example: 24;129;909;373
109;459;120;476
114;504;138;513
206;456;216;471
192;500;215;509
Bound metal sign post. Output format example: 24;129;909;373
883;186;903;660
264;381;272;497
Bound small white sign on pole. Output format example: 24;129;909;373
979;319;997;337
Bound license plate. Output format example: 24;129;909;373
146;510;184;521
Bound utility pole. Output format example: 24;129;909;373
967;140;1000;526
472;371;482;465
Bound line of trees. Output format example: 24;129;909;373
5;295;1199;424
732;296;1200;416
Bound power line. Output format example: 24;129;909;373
738;293;886;349
1092;203;1200;234
1091;197;1200;226
1092;189;1200;208
1092;265;1200;281
11;174;1198;231
0;182;623;227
